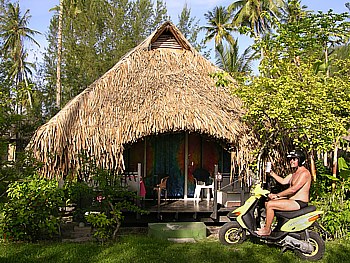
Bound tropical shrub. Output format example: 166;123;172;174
85;212;116;243
0;175;65;241
63;155;147;242
0;150;42;203
65;180;95;222
311;158;350;240
81;167;146;242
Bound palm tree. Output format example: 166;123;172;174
228;0;285;39
0;3;39;58
7;50;35;109
56;0;63;109
202;6;235;48
54;0;80;109
280;0;306;24
0;2;40;111
215;40;256;75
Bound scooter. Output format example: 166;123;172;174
219;184;326;261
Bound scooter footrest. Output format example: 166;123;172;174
252;230;287;241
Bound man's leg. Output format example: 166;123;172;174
256;199;300;236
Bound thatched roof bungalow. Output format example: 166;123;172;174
29;21;257;198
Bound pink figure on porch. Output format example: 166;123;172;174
140;179;146;198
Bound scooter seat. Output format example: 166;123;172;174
275;205;316;219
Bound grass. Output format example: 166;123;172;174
0;236;349;263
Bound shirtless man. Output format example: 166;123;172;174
256;150;312;236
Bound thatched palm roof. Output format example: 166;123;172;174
29;21;258;178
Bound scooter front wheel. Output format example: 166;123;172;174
219;221;246;246
294;231;325;261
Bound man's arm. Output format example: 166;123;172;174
269;171;292;185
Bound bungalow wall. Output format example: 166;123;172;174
123;132;231;199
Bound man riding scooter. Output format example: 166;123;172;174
256;150;312;236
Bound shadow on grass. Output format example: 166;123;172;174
0;236;348;263
73;238;293;263
0;242;106;263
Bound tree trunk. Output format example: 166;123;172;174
323;151;328;167
112;218;121;241
310;150;317;181
108;201;121;241
23;69;33;109
332;145;338;192
56;0;63;109
332;145;338;178
325;46;329;78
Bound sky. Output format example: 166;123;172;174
18;0;350;63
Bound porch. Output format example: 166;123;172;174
122;131;252;224
124;132;233;200
122;166;251;225
122;199;233;226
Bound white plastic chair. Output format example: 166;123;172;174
194;178;214;200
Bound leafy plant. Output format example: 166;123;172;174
219;5;350;156
0;175;65;241
82;168;146;242
65;180;95;222
85;212;116;244
311;159;350;240
63;155;147;242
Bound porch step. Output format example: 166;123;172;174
225;200;241;207
61;224;93;242
227;190;244;196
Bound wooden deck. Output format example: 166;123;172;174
146;199;216;213
122;199;237;225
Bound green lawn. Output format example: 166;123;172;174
0;236;348;263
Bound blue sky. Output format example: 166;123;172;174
18;0;350;63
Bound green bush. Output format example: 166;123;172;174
0;150;41;203
81;168;147;242
0;176;65;241
65;180;95;222
85;212;117;243
311;159;350;240
61;155;147;242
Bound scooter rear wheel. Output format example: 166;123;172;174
294;231;325;261
219;221;246;246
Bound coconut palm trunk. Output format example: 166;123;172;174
56;0;63;109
